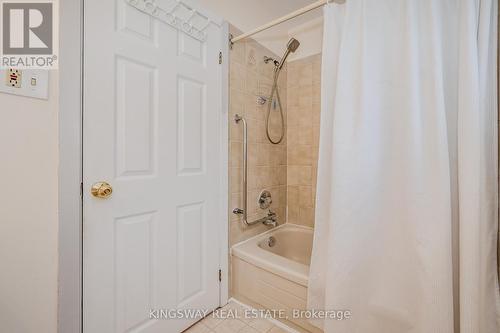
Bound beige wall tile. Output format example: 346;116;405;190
312;82;321;104
230;89;245;117
230;142;243;168
230;62;246;92
246;69;259;96
228;25;288;246
245;118;261;143
245;43;259;69
231;40;246;65
312;103;321;127
278;166;287;185
259;77;274;98
230;118;243;142
230;35;321;237
299;186;313;208
247;166;258;190
245;94;264;121
312;55;322;84
248;143;259;167
298;123;313;145
230;167;242;194
287;88;299;108
298;60;313;87
298;86;313;108
287;64;300;89
287;204;299;224
288;166;312;186
288;145;313;166
287;125;299;146
312;124;321;149
299;207;315;227
287;54;322;227
288;186;299;207
287;106;302;127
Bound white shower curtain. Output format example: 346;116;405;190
308;1;500;332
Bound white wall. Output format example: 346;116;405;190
0;74;59;333
288;17;323;61
57;0;82;332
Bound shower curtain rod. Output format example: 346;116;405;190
230;0;336;44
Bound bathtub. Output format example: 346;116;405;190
231;224;322;333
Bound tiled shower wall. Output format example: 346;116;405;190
229;26;288;246
286;54;322;227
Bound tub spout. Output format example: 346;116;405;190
263;210;278;227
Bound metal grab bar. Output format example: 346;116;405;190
232;114;276;226
232;114;248;223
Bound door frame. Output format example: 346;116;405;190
58;1;229;331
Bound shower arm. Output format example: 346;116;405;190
232;114;275;226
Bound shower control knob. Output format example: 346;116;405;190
259;190;272;209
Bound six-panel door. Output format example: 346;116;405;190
83;1;224;332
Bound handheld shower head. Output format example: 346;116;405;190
287;38;301;53
277;38;300;71
264;38;300;145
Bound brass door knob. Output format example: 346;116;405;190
91;182;113;198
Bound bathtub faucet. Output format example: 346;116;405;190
262;210;278;227
234;208;278;227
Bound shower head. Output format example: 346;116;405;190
277;38;300;71
264;55;280;67
287;38;301;53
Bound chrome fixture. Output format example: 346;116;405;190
256;96;268;105
265;38;300;144
259;190;272;209
232;114;249;224
277;38;300;71
263;56;279;67
232;115;278;227
267;236;276;247
262;210;278;227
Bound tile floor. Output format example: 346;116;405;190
184;301;292;333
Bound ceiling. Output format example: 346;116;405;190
195;0;324;54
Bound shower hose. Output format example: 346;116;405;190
265;70;285;145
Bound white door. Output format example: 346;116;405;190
83;1;226;332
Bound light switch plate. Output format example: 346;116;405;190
0;69;49;100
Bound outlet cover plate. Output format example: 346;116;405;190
0;69;49;100
6;69;22;88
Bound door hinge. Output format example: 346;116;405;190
218;269;222;282
219;51;223;64
80;182;83;198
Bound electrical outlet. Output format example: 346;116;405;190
0;69;48;99
6;69;22;88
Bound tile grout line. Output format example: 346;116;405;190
229;298;301;333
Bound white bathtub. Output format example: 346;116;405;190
231;224;321;333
